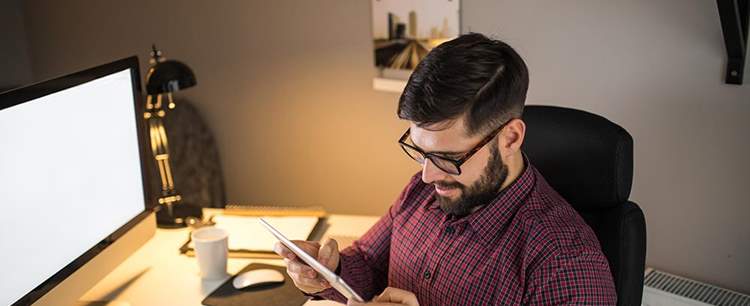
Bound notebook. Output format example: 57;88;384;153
223;204;326;217
202;263;309;306
181;215;322;258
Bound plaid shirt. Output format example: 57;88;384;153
315;161;617;305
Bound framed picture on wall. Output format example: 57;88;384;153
371;0;461;92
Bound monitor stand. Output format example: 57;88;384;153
32;214;156;306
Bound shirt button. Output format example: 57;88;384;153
423;270;431;279
445;226;455;234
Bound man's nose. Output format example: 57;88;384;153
421;158;447;184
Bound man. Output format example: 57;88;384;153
274;33;617;305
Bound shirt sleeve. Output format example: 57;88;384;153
312;173;422;303
522;246;618;305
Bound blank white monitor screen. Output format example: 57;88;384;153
0;66;147;305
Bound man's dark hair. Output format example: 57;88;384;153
397;33;529;135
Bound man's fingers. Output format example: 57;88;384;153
293;240;321;254
347;301;403;306
286;260;318;278
318;238;339;266
374;287;419;305
275;240;333;294
275;240;321;261
273;242;296;259
346;287;418;306
289;270;327;288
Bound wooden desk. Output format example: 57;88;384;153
80;209;380;306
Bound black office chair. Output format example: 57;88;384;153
521;105;647;306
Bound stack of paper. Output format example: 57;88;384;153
183;215;320;258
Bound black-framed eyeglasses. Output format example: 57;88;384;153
398;121;510;175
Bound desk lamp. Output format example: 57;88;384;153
145;45;203;228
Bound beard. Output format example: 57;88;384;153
434;142;508;217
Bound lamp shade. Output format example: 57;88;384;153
145;60;196;95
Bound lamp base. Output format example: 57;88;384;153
155;203;203;228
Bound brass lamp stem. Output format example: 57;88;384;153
146;94;182;209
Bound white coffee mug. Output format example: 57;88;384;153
191;227;228;279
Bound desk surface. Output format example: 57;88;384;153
80;209;380;306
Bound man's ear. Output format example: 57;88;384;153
498;118;526;155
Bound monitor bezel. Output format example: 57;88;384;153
0;56;155;306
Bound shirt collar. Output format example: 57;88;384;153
468;159;535;246
428;155;536;246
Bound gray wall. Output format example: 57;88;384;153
21;0;750;294
463;0;750;293
0;0;33;88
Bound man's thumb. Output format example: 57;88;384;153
319;239;338;264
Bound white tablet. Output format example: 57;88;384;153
259;218;365;302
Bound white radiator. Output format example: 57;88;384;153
642;268;750;306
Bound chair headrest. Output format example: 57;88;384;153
521;105;633;209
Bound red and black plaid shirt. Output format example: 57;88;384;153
315;161;617;305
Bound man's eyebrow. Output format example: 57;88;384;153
411;142;465;156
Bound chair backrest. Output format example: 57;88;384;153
521;105;646;306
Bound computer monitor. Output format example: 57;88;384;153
0;57;156;306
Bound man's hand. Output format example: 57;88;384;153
272;238;340;294
347;287;419;306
